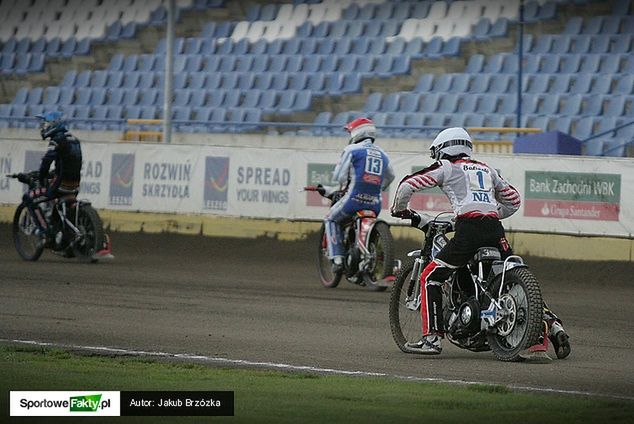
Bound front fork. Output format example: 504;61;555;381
405;258;424;311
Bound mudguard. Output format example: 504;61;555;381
356;214;385;252
490;259;528;280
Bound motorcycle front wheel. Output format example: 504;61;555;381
13;203;45;261
389;259;424;353
487;268;544;362
316;224;342;288
72;204;105;263
362;221;394;292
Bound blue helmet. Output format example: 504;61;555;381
35;111;68;140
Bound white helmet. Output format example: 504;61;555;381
429;127;473;160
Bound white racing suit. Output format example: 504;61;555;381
391;157;521;336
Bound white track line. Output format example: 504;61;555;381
3;338;633;402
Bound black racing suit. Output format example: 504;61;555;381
23;131;82;233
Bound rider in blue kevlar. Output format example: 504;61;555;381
321;117;395;273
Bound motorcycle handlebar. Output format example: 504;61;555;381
303;186;318;192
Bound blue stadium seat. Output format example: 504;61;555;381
317;39;335;55
490;74;512;93
271;73;289;90
532;35;553;54
552;35;572;54
484;54;504;73
45;38;61;57
252;55;269;73
490;18;509;38
424;37;443;58
221;56;238;73
140;89;158;106
123;89;140;106
551;74;571;92
539;94;560;115
563;17;583;34
432;74;452;92
615;74;634;94
478;94;497;114
382;93;400;113
259;91;277;110
437;93;458;113
450;74;470;93
294;91;311;111
569;73;593;94
107;72;124;88
578;94;602;115
341;74;361;93
466;54;485;73
420;93;440;113
400;93;420;113
42;87;60;105
91;88;106;106
122;55;138;72
204;90;224;108
223;91;240;108
402;37;425;59
364;93;382;112
12;88;28;104
605;95;626;116
386;38;406;55
174;90;191;107
107;88;124;105
74;87;92;105
570;35;591;53
574;117;595;141
220;74;238;90
124;105;144;120
591;75;612;94
560;54;581;73
184;38;202;55
560;94;583;115
457;96;478;113
138;72;155;90
468;74;491;93
253;73;272;90
589;35;610;53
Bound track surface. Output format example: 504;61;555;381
1;223;633;399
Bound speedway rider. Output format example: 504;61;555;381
390;127;570;359
320;117;395;272
22;111;82;247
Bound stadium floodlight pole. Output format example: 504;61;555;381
517;0;525;129
163;0;175;144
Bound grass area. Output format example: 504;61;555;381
1;344;633;424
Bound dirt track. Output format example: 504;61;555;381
1;223;633;399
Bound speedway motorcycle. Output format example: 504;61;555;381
390;212;545;361
8;171;112;263
304;185;398;292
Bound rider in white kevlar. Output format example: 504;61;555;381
391;127;570;359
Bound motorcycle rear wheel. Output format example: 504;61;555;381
317;224;342;288
71;205;105;263
362;221;393;292
487;268;544;362
12;203;44;261
389;259;424;353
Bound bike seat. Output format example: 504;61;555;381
356;210;377;218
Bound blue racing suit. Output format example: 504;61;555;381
325;139;395;259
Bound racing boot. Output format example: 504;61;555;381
549;321;571;359
331;256;344;274
405;335;442;355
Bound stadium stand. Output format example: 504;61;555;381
0;0;632;156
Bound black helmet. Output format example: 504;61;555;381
35;111;68;140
